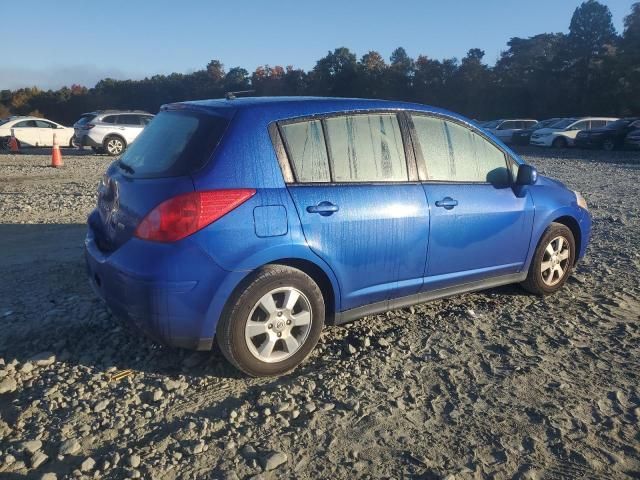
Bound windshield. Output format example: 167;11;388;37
118;110;229;178
537;118;560;128
0;118;9;126
549;118;576;129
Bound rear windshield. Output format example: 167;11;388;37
76;114;96;125
118;110;229;178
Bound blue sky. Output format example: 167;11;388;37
3;0;636;90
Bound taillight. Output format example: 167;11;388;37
83;124;95;130
134;189;256;242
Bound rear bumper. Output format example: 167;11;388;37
84;223;232;350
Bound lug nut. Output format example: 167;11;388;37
286;320;291;325
268;324;273;329
277;312;283;317
277;332;282;338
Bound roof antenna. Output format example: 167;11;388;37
225;90;255;100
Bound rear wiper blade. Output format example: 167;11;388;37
117;160;135;174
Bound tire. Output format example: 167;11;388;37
68;137;75;148
103;135;126;156
552;137;568;149
602;138;616;151
216;265;325;377
521;222;575;295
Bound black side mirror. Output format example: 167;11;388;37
516;164;538;185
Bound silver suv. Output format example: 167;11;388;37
73;110;154;156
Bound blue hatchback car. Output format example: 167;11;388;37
85;96;591;376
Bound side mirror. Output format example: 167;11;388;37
516;164;538;185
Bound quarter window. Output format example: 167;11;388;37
280;120;331;183
325;114;408;182
412;115;509;185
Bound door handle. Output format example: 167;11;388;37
306;201;339;216
435;197;458;210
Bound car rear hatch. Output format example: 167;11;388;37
89;107;233;252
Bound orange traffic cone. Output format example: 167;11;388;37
51;133;63;168
8;130;19;153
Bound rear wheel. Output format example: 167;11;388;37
104;136;126;156
521;223;575;295
216;265;325;377
552;137;568;149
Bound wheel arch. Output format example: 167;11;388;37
266;258;337;325
550;215;581;265
103;133;127;147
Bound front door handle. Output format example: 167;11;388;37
435;197;458;210
306;201;339;216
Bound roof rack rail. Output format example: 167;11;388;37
225;90;255;100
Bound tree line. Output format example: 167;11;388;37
1;0;638;125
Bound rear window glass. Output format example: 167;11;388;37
118;110;229;178
76;114;96;125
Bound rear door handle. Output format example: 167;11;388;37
306;201;339;216
435;197;458;210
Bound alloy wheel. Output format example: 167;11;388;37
106;138;124;155
244;287;313;363
540;236;571;286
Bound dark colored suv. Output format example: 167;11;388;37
85;97;591;376
575;117;640;150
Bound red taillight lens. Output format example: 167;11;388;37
134;189;256;242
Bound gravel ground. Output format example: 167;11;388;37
0;146;639;479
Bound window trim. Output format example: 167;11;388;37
406;111;515;186
271;109;419;185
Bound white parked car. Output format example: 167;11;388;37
530;117;618;148
484;119;538;143
73;110;154;155
0;116;74;149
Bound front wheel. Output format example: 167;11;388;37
552;137;568;149
217;265;325;377
521;223;575;295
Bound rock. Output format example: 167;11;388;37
4;454;16;466
0;377;17;394
128;454;141;468
59;438;81;456
31;451;48;469
193;440;206;454
163;379;182;392
29;352;56;367
322;402;335;411
378;338;390;347
41;474;57;480
346;344;357;355
363;337;371;348
304;402;316;413
20;362;34;373
152;389;163;402
22;440;43;454
261;451;287;471
81;457;96;472
94;400;109;412
241;444;258;459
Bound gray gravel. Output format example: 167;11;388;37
0;146;639;479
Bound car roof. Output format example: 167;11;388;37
163;96;469;122
86;110;152;115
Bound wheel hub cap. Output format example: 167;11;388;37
540;236;570;286
244;287;313;363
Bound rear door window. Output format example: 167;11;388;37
102;115;117;124
324;113;408;182
118;115;141;126
118;110;229;178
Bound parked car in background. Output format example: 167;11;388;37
624;126;640;150
530;117;618;148
85;96;591;376
575;117;640;151
0;116;74;149
511;118;563;146
485;119;538;143
74;110;154;155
